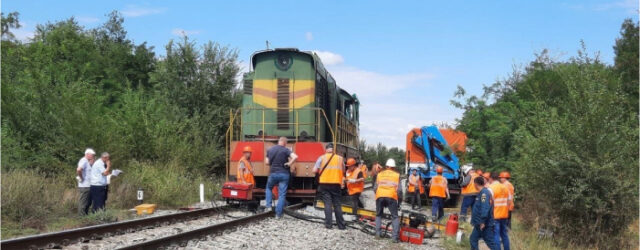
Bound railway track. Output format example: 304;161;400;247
1;205;234;250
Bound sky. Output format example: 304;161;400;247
4;0;637;148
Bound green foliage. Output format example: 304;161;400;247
1;11;240;236
1;12;21;40
451;20;639;249
359;140;406;173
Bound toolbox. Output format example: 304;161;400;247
400;226;425;245
134;204;157;215
221;182;253;200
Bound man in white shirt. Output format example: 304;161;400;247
77;148;95;215
90;152;111;212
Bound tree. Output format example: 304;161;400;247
613;19;639;112
1;12;21;40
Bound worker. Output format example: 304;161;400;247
476;169;483;176
313;143;345;229
359;160;368;179
237;146;256;186
371;161;383;184
469;176;497;250
265;137;298;219
407;169;424;210
483;172;491;187
499;171;515;228
345;158;365;215
428;165;449;222
489;172;512;250
76;148;95;216
90;152;111;212
460;166;480;222
375;158;402;243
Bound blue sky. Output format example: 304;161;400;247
5;0;637;148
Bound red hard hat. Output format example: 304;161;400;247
436;166;443;174
346;158;357;166
243;146;253;153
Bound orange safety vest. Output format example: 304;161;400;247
375;169;400;200
360;165;368;178
504;180;515;211
237;157;255;186
489;182;510;219
346;168;364;195
408;174;424;194
429;175;447;198
318;153;344;185
461;173;479;195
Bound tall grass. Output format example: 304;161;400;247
1;162;221;239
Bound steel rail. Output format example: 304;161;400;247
1;205;231;250
118;203;307;250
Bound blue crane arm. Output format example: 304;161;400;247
409;126;461;181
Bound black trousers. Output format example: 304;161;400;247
318;184;345;229
90;185;107;212
350;193;364;215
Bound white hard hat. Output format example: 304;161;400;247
385;158;396;168
85;148;96;155
462;165;472;174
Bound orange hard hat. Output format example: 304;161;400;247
499;171;511;178
436;166;443;174
346;158;357;166
483;172;490;179
243;146;253;153
476;169;483;175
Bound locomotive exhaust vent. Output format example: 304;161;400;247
277;78;290;130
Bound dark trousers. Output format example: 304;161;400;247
90;185;107;212
78;187;92;216
375;197;400;240
350;193;363;215
494;219;511;250
470;224;498;250
507;211;512;228
318;184;345;229
460;195;476;216
431;197;445;220
410;191;421;209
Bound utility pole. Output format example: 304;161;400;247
266;40;270;50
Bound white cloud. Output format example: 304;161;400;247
171;28;201;36
76;16;100;24
313;50;344;66
9;21;34;42
327;65;433;97
305;32;313;41
121;5;167;17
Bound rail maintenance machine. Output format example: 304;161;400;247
405;126;467;206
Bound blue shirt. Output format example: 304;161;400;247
266;145;292;174
471;187;494;227
90;159;107;186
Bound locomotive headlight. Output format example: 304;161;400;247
276;54;292;70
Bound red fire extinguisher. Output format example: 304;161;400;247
445;214;459;236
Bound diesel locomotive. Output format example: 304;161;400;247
225;48;360;200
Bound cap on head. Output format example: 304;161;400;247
436;166;443;174
476;169;483;175
243;146;253;153
346;158;357;167
483;172;491;179
85;148;96;155
325;143;334;149
385;158;396;168
499;171;510;179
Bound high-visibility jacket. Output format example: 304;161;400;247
318;153;344;185
346;168;364;195
461;173;479;195
429;175;447;198
237;156;255;186
360;165;368;178
504;180;515;211
375;169;400;200
408;174;424;194
489;181;510;219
